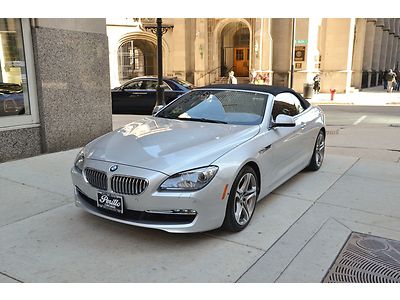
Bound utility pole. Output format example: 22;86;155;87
290;18;296;89
156;18;164;106
143;18;174;108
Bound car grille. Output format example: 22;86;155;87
84;168;108;190
111;175;148;195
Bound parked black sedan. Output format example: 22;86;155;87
111;76;193;114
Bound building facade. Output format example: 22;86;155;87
0;18;112;163
107;18;400;93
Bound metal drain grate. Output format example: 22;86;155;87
326;129;339;135
323;232;400;283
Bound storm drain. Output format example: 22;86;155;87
323;232;400;283
326;129;339;135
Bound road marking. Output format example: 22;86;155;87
353;115;367;125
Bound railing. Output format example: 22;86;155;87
196;65;233;86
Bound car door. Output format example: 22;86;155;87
263;92;307;188
163;81;182;104
112;80;145;114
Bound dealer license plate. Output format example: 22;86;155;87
97;192;123;214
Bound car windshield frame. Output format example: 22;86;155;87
156;88;270;126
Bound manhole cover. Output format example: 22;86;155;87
323;232;400;283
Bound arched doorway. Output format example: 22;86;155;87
117;39;156;83
220;22;250;77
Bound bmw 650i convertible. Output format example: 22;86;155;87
71;84;325;233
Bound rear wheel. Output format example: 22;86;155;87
307;130;325;171
223;166;258;232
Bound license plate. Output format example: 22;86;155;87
97;192;123;214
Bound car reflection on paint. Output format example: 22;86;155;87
72;84;325;233
0;83;25;116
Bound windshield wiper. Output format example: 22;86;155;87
177;117;228;124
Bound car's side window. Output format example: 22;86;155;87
124;80;142;89
272;92;304;120
142;80;158;90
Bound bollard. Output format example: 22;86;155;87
330;88;336;101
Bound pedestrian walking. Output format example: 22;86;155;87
386;69;397;93
395;69;400;91
228;71;237;84
383;70;388;90
250;69;257;84
313;74;321;94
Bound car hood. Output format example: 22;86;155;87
85;116;259;175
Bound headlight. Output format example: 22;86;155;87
74;149;85;172
159;166;218;191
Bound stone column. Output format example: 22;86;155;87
351;19;367;89
362;19;376;87
271;18;291;87
194;18;208;86
319;18;356;93
371;19;384;86
393;19;400;69
379;19;389;74
252;18;273;84
386;19;395;70
170;19;187;78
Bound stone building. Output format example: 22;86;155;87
107;18;400;93
0;18;112;162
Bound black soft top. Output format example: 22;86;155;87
199;84;296;96
198;84;311;108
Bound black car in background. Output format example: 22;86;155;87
0;83;25;116
111;76;193;114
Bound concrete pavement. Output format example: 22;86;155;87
1;113;400;282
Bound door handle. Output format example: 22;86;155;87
300;122;306;129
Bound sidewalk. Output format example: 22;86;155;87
308;86;400;106
0;147;399;282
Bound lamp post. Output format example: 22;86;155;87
289;18;296;89
143;18;174;107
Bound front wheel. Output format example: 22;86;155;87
307;130;325;171
223;166;259;232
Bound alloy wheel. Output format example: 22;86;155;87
233;172;257;226
315;132;325;167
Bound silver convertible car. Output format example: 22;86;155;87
71;84;325;233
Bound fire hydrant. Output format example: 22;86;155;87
330;88;336;101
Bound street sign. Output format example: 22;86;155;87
295;39;308;45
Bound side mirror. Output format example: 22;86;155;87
152;105;164;116
271;114;296;128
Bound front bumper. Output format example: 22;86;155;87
71;159;228;233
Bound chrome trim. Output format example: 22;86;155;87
145;209;198;216
84;167;108;190
111;175;149;195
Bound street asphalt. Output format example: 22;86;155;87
0;105;399;283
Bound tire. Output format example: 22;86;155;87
307;130;325;171
223;166;259;232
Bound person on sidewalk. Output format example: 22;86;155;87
386;69;397;93
395;69;400;91
313;74;321;94
228;70;238;84
383;70;388;90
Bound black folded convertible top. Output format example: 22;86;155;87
200;84;300;96
199;84;310;108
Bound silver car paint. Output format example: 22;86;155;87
71;90;324;233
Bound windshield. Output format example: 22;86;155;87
157;89;269;125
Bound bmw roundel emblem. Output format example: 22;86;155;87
110;165;118;172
